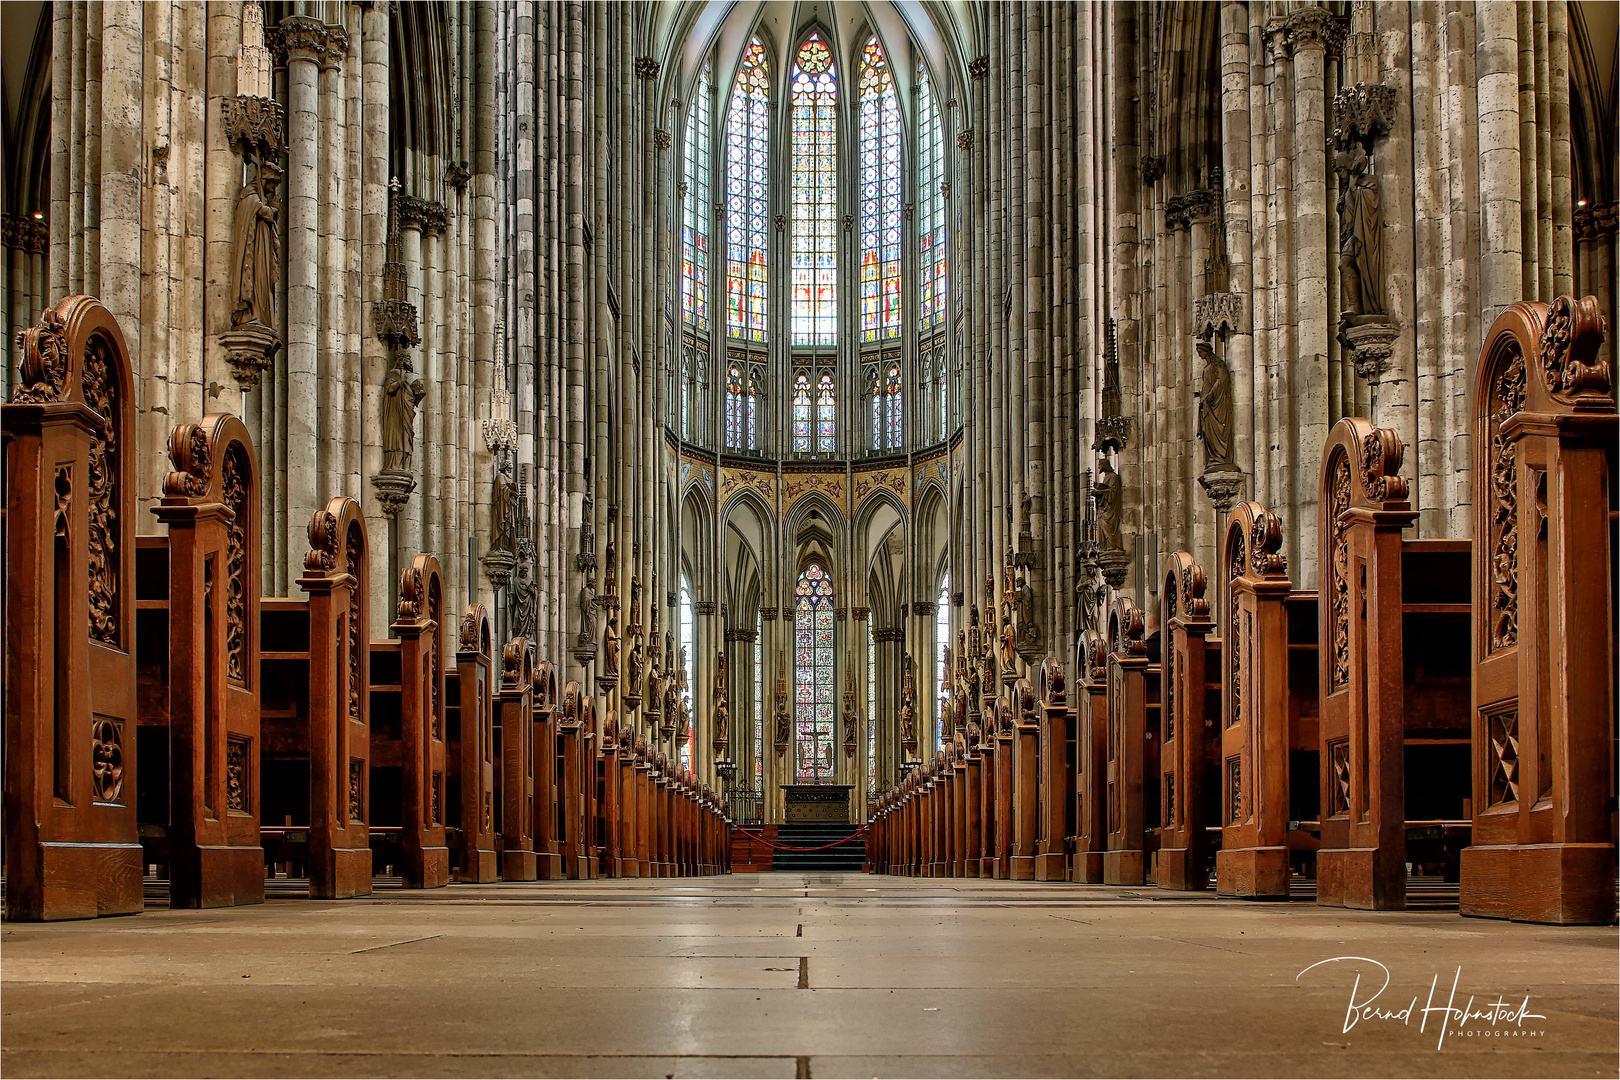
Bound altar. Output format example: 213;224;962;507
781;785;854;824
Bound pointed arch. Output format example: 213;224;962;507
723;36;771;343
789;30;840;347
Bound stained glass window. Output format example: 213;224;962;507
754;613;764;793
681;574;696;771
917;59;947;331
866;627;877;795
793;563;836;782
682;60;713;331
858;39;902;342
792;372;812;454
816;370;836;454
935;576;951;753
885;364;903;448
790;35;838;347
744;365;759;450
725;40;770;343
725;363;744;449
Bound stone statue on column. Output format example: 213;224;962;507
1196;341;1236;470
229;160;281;333
603;616;620;678
1335;142;1385;324
578;577;598;648
1093;457;1123;550
489;456;517;553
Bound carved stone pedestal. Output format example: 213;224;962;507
219;321;281;391
1096;547;1131;589
1197;467;1247;515
370;468;415;518
481;549;516;593
1340;318;1400;384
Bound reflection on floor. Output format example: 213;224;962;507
4;873;1615;1079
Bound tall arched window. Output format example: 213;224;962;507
790;34;838;347
753;612;764;793
725;363;744;448
916;60;947;331
815;370;837;454
858;38;902;343
680;574;697;771
725;40;770;343
866;625;877;794
935;575;950;752
681;60;713;331
792;372;812;453
793;563;836;781
869;361;902;450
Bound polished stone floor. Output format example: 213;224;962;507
2;873;1615;1078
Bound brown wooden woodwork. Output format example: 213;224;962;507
962;723;982;877
1217;503;1297;898
598;712;621;877
617;726;639;875
1158;552;1218;891
632;735;652;877
1073;631;1109;883
377;555;450;889
994;699;1015;879
448;604;497;883
1462;295;1617;925
978;705;997;877
952;741;969;877
295;497;373;899
1010;682;1039;881
5;296;143;921
497;639;537;881
530;659;563;880
1103;597;1151;885
1316;418;1419;910
1035;657;1071;882
148;414;265;908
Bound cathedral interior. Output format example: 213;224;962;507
1;1;1617;1077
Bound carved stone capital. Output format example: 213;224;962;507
968;56;988;81
635;56;660;81
217;320;282;392
445;161;471;190
2;215;49;254
1283;7;1345;52
852;606;870;621
1139;154;1165;187
371;468;416;517
957;129;974;152
276;16;328;65
396;195;448;236
1197;467;1248;515
1339;318;1400;383
1183;187;1221;225
653;129;672;152
695;601;717;615
1573;202;1618;244
1164;195;1191;232
759;606;779;621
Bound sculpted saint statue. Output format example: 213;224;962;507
511;559;539;642
1000;616;1017;672
230;161;281;329
578;579;597;646
490;458;517;553
381;355;427;473
1196;342;1236;469
627;635;645;694
603;617;620;677
1335;143;1386;321
1093;458;1123;550
1015;570;1036;645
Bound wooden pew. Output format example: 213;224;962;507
962;720;983;877
132;415;265;908
257;497;373;898
1035;657;1072;882
447;604;497;883
1216;502;1313;898
951;738;969;878
977;705;998;877
1157;553;1220;891
556;684;595;879
1103;597;1157;885
1073;631;1109;883
597;712;621;877
1010;681;1039;880
1462;295;1616;924
632;735;652;876
617;726;640;876
530;660;563;879
367;554;451;889
498;638;537;881
993;699;1016;879
1317;417;1473;910
5;297;143;920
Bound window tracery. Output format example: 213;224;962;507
794;563;836;781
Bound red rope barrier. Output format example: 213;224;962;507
733;826;869;853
